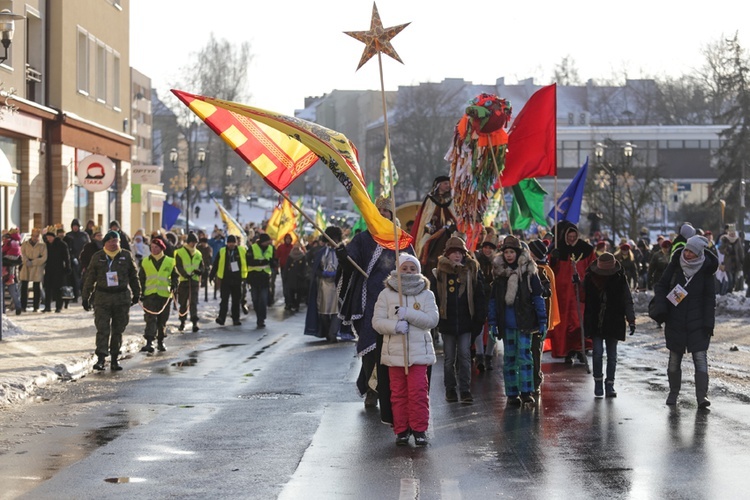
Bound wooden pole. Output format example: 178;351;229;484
279;191;369;279
378;51;408;375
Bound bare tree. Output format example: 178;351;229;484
700;33;750;230
553;56;581;86
386;82;469;200
163;34;253;209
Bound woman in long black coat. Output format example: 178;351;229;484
583;252;636;398
43;230;71;313
653;235;717;408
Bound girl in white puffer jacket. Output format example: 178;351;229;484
372;253;439;447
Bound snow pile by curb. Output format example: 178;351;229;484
0;335;144;408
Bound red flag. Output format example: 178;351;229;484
500;83;557;187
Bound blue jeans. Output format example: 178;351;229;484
593;337;618;381
442;332;472;393
250;284;268;324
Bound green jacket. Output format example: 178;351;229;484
82;249;140;304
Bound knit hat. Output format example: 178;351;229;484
227;235;238;243
186;232;198;244
151;238;166;251
324;225;343;244
660;239;672;249
679;223;696;239
591;252;620;276
684;235;709;257
528;240;548;261
443;236;467;255
103;230;120;243
499;235;522;253
71;219;81;228
398;253;421;273
257;233;272;244
620;243;631;251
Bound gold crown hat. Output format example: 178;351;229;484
375;196;393;212
30;227;41;236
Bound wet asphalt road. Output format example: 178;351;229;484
3;306;750;500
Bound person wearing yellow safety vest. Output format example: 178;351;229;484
209;234;247;326
247;233;276;329
174;232;204;332
138;238;177;353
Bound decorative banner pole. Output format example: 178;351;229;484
345;2;410;373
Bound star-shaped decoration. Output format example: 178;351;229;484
344;3;410;71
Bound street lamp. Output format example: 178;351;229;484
594;141;636;243
170;147;206;234
0;9;24;65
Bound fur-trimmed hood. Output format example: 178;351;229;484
492;248;538;277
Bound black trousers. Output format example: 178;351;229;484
20;281;41;310
218;280;242;322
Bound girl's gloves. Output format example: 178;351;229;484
395;306;407;320
395;320;409;334
629;323;636;335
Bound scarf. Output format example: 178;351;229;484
436;255;477;319
385;271;427;296
104;247;120;259
493;252;535;306
679;251;705;279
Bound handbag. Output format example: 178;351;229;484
648;296;666;323
60;285;75;300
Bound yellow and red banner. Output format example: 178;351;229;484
266;197;298;246
172;89;410;250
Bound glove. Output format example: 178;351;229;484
395;306;407;320
630;323;636;335
82;298;91;311
572;273;580;284
335;245;348;262
131;295;140;306
395;320;409;334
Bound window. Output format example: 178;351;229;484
113;54;121;109
77;29;89;94
96;43;106;102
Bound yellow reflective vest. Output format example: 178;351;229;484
141;256;175;297
175;246;203;282
248;243;273;275
216;246;248;280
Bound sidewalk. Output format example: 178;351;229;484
0;305;148;407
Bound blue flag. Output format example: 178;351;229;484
548;158;588;224
162;201;181;230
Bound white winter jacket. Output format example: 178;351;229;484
372;277;439;367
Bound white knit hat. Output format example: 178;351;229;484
398;253;421;273
684;235;709;257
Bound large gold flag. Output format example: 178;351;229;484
172;89;411;250
265;202;282;241
379;144;398;198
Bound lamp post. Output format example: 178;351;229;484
594;141;635;243
0;9;24;65
170;147;206;234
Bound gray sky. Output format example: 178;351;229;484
131;0;748;115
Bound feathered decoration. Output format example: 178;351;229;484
445;93;512;249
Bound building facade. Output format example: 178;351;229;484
0;0;135;236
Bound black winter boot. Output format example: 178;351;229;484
93;356;106;371
666;369;681;405
178;319;186;332
594;377;604;398
695;371;710;408
110;355;123;371
605;379;617;398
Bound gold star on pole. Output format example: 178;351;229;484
344;2;410;71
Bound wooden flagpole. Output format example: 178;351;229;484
378;51;408;375
278;190;368;279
